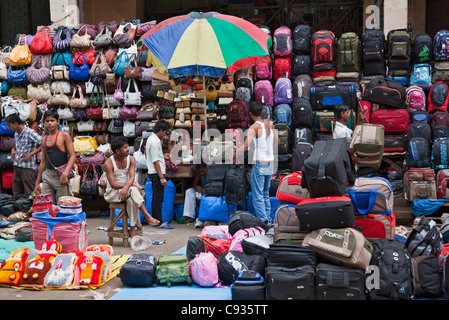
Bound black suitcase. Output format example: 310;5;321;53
231;270;266;300
266;243;317;268
265;265;315;300
295;196;355;231
119;253;157;287
205;163;231;197
301;138;356;198
315;263;366;300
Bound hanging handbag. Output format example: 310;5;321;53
7;66;28;84
75;121;95;134
49;83;70;105
92;25;113;49
72;48;96;66
119;105;138;119
27;83;51;103
95;132;109;145
69;54;90;81
70;26;92;48
0;57;7;80
124;79;141;105
44;146;75;179
98;21;118;34
110;106;120;119
105;72;117;87
72;108;87;120
206;83;218;101
113;76;124;100
51;52;73;67
80;164;99;195
87;105;103;119
113;22;137;48
112;51;129;76
102;91;112;119
7;85;27;99
123;120;136;137
51;81;71;94
9;35;32;66
90;67;105;86
57;105;73;120
89;52;111;77
0;46;13;67
30;26;53;55
53;26;72;52
108;119;123;133
89;85;103;106
104;47;117;66
93;120;108;132
124;56;141;80
140;66;156;82
136;20;157;37
136;102;159;121
25;56;51;83
70;85;88;108
51;64;70;81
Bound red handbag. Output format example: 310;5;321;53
73;49;96;66
87;106;103;119
30;26;53;54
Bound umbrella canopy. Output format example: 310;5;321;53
142;11;272;78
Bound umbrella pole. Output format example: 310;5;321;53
203;75;207;139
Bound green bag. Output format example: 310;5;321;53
156;254;191;287
7;85;27;99
336;32;361;72
313;109;355;133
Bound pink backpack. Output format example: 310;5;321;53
229;227;266;252
406;86;426;113
273;26;293;57
189;252;219;287
254;80;274;106
254;61;272;81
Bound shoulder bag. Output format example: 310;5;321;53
49;83;70;105
53;26;72;52
124;78;141;105
89;52;111;77
93;25;113;49
30;26;53;55
9;35;32;66
43;143;75;179
70;85;88;108
25;56;51;83
70;26;92;48
69;54;90;81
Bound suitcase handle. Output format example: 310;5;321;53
347;189;377;214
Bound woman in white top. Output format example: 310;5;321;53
236;101;279;224
104;137;159;238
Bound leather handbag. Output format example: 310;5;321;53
76;120;95;133
25;56;50;83
69;54;90;81
110;106;120;119
95;132;109;145
1;46;12;67
72;108;87;120
30;26;53;54
9;35;32;66
30;53;52;69
119;105;138;119
51;64;70;81
123;120;136;137
98;21;118;34
7;85;27;99
87;105;103;119
27;83;51;103
51;52;73;67
57;105;74;120
80;151;105;165
104;47;117;66
140;66;156;81
73;49;96;66
124;56;141;79
92;25;113;49
70;85;88;108
49;83;70;105
25;98;38;122
105;72;116;87
44;147;75;179
73;135;98;153
93;120;108;132
89;52;111;76
51;80;71;94
136;102;159;121
89;85;103;106
112;51;129;76
136;20;156;37
53;26;72;52
7;66;28;84
70;26;92;48
113;77;124;100
135;121;156;136
124;79;141;105
113;22;136;48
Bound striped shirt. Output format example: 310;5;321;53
14;127;41;169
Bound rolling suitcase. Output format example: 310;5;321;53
315;263;366;300
265;265;315;300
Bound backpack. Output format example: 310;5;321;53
293;24;311;54
386;29;412;77
366;239;414;300
432;125;449;141
311;30;337;64
234;87;252;105
406;137;431;168
274;77;293;105
254;62;272;81
227;99;249;129
434;29;449;61
236;76;254;95
274;103;292;126
292;142;312;172
409;63;432;88
361;28;386;77
222;165;250;206
407;121;431;142
292;54;311;77
406;85;426;113
189;252;219;287
432;137;449;169
294;127;314;145
437;169;449;199
410;110;430;124
336;32;361;72
405;217;444;257
261;104;273;121
275;122;292;155
412;33;433;63
217;250;266;285
411;255;442;298
273;26;293;57
273;57;292;81
155;254;191;287
291;97;313;129
428;82;449;114
430;111;449;127
254;80;274;106
292;74;313;99
433;61;449;82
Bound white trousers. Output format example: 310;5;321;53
104;186;143;226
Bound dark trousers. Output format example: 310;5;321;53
149;174;165;223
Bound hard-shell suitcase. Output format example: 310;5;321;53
119;253;157;287
266;243;317;267
231;270;266;300
315;263;366;300
295;196;355;231
265;265;315;300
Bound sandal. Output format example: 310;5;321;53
158;223;173;229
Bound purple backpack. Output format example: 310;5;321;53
274;77;293;105
254;80;274;106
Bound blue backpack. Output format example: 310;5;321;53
410;63;432;88
274;104;292;126
274;77;293;105
434;29;449;61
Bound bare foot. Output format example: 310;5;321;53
146;216;160;226
130;226;136;238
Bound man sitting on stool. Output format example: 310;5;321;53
104;136;159;238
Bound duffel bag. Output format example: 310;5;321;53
370;109;410;134
354;212;396;242
228;211;268;236
217;251;266;285
362;77;406;108
156;254;191;287
275;171;310;204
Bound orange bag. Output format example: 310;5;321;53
9;35;31;66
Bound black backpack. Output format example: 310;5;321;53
432;137;449;169
361;28;386;76
222;165;250;206
413;33;433;64
293;25;311;54
405;137;431;168
367;239;414;300
406;121;431;141
217;251;266;285
119;253;157;287
411;255;442;298
205;163;231;197
405;217;444;257
292;97;313;129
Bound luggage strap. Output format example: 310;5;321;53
317;141;333;180
347;188;377;214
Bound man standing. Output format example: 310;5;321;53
146;120;171;229
5;114;42;196
236;101;279;225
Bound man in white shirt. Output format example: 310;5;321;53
333;104;367;144
146;120;170;229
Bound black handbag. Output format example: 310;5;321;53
80;164;99;195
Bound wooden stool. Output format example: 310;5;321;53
107;202;143;247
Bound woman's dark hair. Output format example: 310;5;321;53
43;108;60;121
110;136;129;153
154;120;170;133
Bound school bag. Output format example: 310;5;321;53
293;25;311;54
156;254;191;287
301;138;356;198
432;125;449;141
254;61;272;81
292;74;312;99
291;97;313;129
432;137;449;169
434;29;449;61
292;54;311;77
409;63;432;88
361;27;386;77
273;57;292;81
407;121;431;142
386;29;412;77
234;86;251;105
275;122;292;156
410;110;430;124
311;30;337;64
254;80;274;106
405;137;431;168
273;26;292;57
274;77;293;105
226;99;249;129
294;127;314;145
405;85;426;113
274;103;292;126
336;32;361;73
430;110;449;127
405;217;444;257
413;33;433;63
428;82;449;114
366;239;414;300
433;61;449;82
222;165;250;206
189;252;219;287
236;76;254;95
411;255;442;298
119;253;157;287
291;142;312;173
